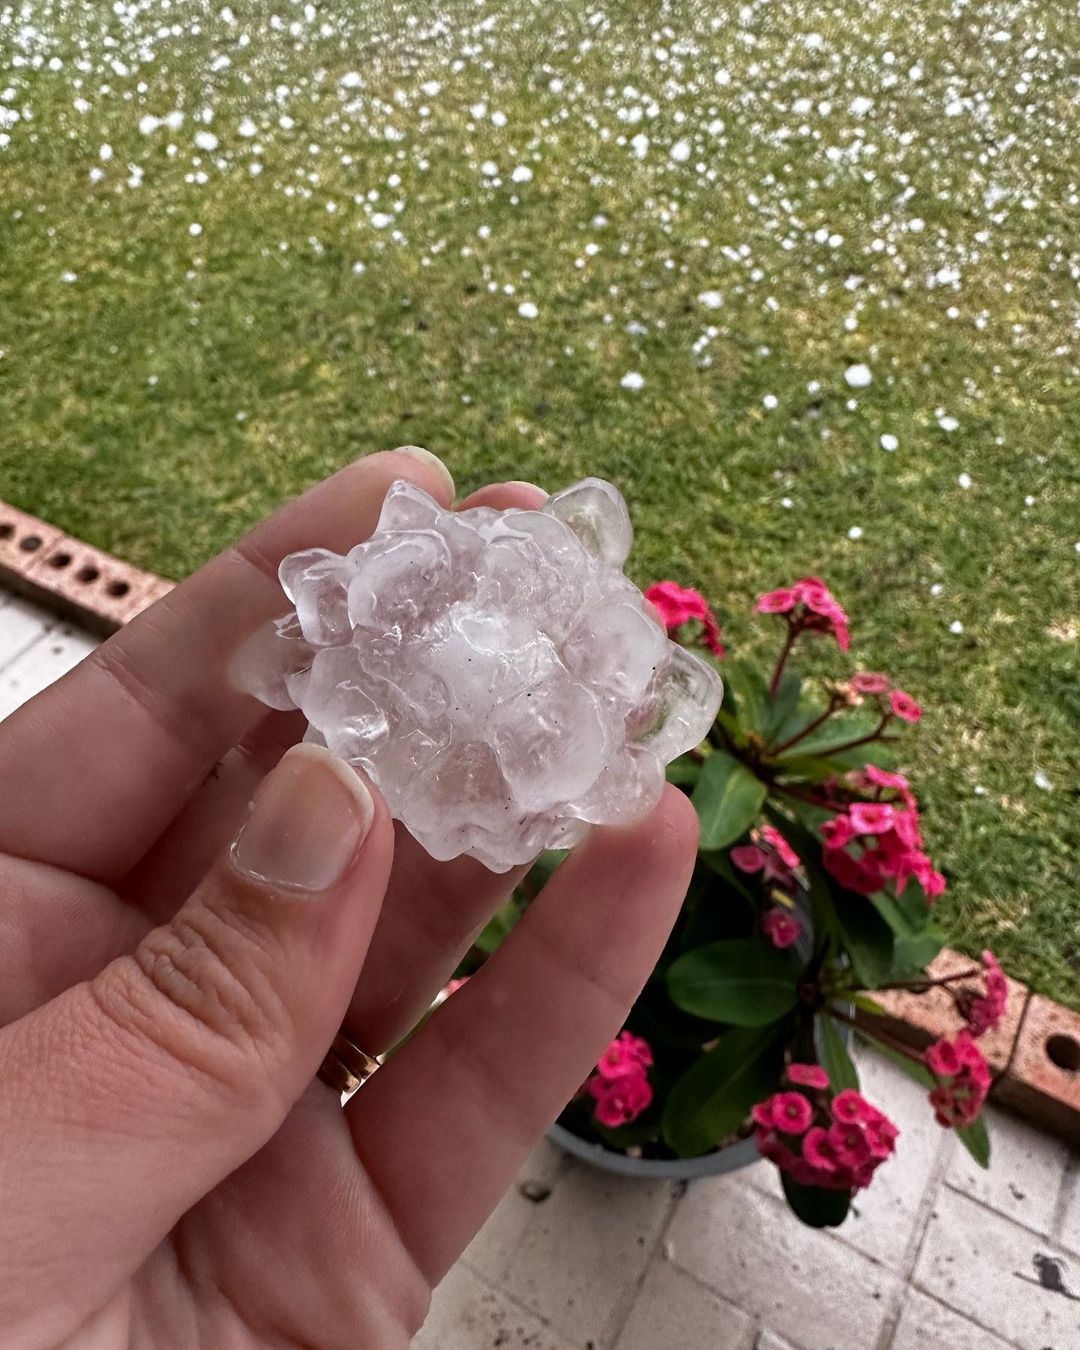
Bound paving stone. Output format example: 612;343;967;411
500;1159;676;1348
744;1046;950;1271
0;625;99;720
613;1258;756;1350
996;995;1080;1141
415;1262;570;1350
890;1288;1015;1350
666;1176;902;1350
913;1186;1080;1348
1055;1165;1080;1257
755;1332;800;1350
946;1102;1073;1237
462;1140;571;1285
0;594;56;669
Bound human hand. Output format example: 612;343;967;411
0;449;699;1348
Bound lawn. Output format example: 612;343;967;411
1;0;1077;1005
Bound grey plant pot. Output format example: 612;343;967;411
547;1120;761;1181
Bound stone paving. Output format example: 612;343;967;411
1;587;1077;1350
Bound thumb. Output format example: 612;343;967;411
0;744;393;1337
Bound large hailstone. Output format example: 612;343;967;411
233;478;722;872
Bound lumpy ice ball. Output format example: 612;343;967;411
233;478;723;871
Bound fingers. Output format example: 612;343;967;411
0;746;394;1340
348;785;699;1282
0;447;453;883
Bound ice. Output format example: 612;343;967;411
235;476;723;870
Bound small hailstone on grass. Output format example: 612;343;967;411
763;394;778;410
480;160;498;177
844;363;872;388
698;290;723;308
351;261;366;274
670;138;691;162
139;115;160;135
630;132;649;158
937;413;959;431
848;525;864;540
781;497;793;509
517;300;538;319
194;130;219;151
880;433;898;451
949;619;964;634
189;222;202;236
620;371;645;391
99;143;113;160
958;472;972;489
1033;769;1052;791
238;117;257;137
511;164;533;183
60;270;78;283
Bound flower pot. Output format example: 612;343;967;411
546;1119;761;1181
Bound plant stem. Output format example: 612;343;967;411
767;622;799;701
882;967;981;993
829;1005;926;1064
773;782;847;813
768;696;843;757
806;714;895;757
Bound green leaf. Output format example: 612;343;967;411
819;1014;860;1092
764;669;803;739
891;931;947;979
666;754;702;787
662;1027;784;1157
832;886;896;989
667;940;800;1026
692;750;767;850
956;1114;991;1169
474;898;523;954
858;1035;934;1088
781;1173;852;1228
850;992;890;1017
721;661;770;734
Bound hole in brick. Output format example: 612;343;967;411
0;522;13;539
1046;1033;1080;1073
19;534;42;552
76;565;100;584
106;580;130;597
48;552;72;569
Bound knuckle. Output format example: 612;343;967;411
90;899;293;1098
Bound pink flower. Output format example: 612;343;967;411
831;1089;873;1125
802;1126;839;1174
823;845;881;896
828;1121;871;1170
925;1031;990;1128
820;814;857;849
890;689;922;723
773;1092;814;1135
762;907;802;949
645;581;725;657
761;824;800;871
786;1063;830;1090
731;844;768;874
849;801;897;836
751;1099;778;1129
862;764;917;807
756;587;797;613
851;672;891;695
963;951;1008;1037
596;1031;653;1079
591;1072;653;1128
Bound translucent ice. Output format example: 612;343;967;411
231;477;723;871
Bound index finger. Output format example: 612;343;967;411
0;447;454;882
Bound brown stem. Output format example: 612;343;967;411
768;696;843;757
767;622;799;701
773;782;848;813
883;967;981;993
830;1006;927;1064
808;714;896;758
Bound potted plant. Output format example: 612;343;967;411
455;576;1004;1228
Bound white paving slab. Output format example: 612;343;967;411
613;1258;756;1350
0;623;99;721
0;592;58;670
945;1103;1073;1240
666;1176;904;1350
913;1186;1080;1349
416;1262;571;1350
462;1140;571;1287
890;1288;1016;1350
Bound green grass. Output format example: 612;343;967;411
1;0;1077;1004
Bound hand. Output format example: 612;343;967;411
0;448;698;1349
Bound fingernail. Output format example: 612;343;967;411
506;480;548;498
232;745;374;891
394;446;455;500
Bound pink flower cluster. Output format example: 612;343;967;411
732;826;804;949
850;672;923;724
586;1032;654;1129
756;577;851;652
645;581;725;658
926;1031;991;1128
820;771;945;900
962;951;1008;1036
752;1063;899;1191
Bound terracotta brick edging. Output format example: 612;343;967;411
0;498;173;636
2;500;1078;1143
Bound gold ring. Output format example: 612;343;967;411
317;1032;381;1105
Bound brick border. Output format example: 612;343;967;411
0;498;173;636
2;498;1078;1141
